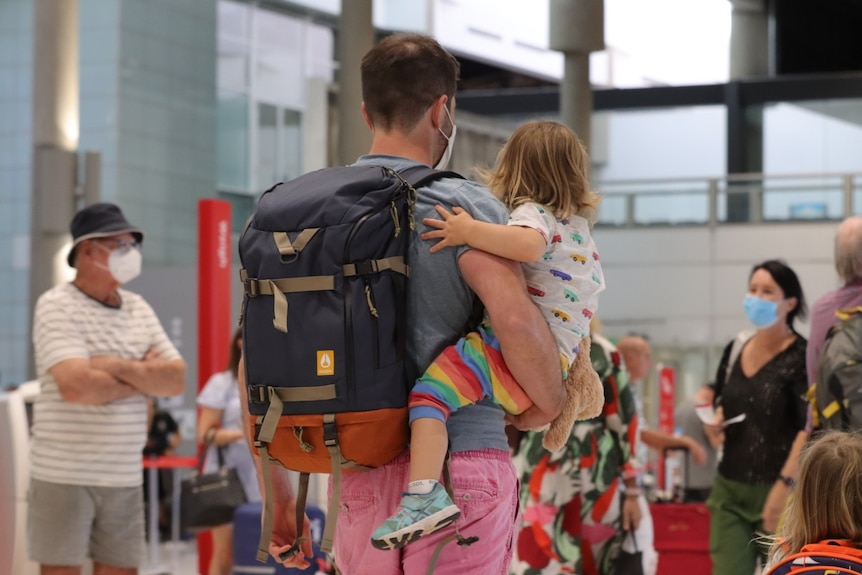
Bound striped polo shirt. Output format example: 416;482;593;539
31;282;181;487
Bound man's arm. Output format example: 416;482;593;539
90;351;185;397
458;249;564;428
641;428;708;465
49;358;140;404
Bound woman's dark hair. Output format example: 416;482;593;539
750;259;808;328
227;327;242;378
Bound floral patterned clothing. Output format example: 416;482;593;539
511;335;640;575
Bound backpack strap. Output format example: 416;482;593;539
424;451;479;575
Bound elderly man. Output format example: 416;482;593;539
807;216;862;413
29;202;186;575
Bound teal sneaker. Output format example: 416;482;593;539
370;483;461;550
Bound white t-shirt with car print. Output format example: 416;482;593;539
508;201;605;366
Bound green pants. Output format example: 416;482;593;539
706;474;772;575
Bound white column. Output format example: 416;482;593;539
29;0;80;376
337;0;374;166
729;0;769;79
549;0;604;150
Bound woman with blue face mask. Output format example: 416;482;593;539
705;260;809;575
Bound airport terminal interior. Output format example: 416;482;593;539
3;0;862;573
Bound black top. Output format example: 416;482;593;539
715;336;808;485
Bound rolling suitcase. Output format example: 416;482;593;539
650;448;712;575
233;501;331;574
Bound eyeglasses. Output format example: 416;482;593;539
95;238;142;254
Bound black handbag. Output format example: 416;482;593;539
612;529;645;575
180;430;248;532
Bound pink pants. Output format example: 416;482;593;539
332;449;520;575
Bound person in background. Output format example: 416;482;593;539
29;202;186;575
143;396;181;540
673;383;719;502
806;217;862;428
616;334;707;575
511;329;642;575
706;259;808;575
765;430;862;573
197;327;261;575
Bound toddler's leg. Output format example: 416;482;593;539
371;346;475;551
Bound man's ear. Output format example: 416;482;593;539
429;95;448;131
361;102;373;131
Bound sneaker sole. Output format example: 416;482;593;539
371;505;462;551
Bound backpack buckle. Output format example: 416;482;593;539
245;278;261;297
322;419;338;448
247;385;267;404
354;260;378;275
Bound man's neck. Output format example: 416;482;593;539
73;274;121;307
367;130;434;167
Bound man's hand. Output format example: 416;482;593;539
421;205;476;253
143;347;162;361
621;495;642;532
684;437;708;466
505;403;562;431
270;503;313;569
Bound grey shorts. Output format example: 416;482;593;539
28;478;145;568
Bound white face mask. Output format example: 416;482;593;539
108;248;142;284
434;104;457;170
96;242;142;284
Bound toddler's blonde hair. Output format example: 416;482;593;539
479;120;600;222
767;431;862;565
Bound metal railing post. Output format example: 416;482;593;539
626;193;636;226
708;179;719;227
843;174;854;217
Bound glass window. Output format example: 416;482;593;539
218;91;249;192
255;10;304;108
257;103;279;190
281;109;303;182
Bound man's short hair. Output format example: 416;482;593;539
360;33;460;133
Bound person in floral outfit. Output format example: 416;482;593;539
511;333;642;575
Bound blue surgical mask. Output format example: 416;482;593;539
743;295;780;329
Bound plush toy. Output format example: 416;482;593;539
542;336;605;452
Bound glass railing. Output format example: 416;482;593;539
596;173;862;226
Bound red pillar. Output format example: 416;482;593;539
197;199;233;574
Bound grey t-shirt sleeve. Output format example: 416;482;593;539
437;179;509;262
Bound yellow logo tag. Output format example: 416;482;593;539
317;350;334;376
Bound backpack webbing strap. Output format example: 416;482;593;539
242;275;335;333
273;229;319;257
322;413;340;554
256;442;273;562
255;388;286;562
425;453;479;574
343;256;410;278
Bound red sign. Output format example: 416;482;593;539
658;365;676;435
197;199;232;574
657;365;676;490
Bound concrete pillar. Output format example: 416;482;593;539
549;0;604;150
29;0;80;376
337;0;374;166
729;0;769;79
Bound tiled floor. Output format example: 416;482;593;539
140;540;199;575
